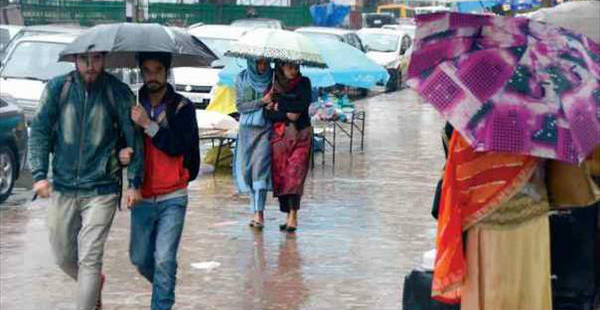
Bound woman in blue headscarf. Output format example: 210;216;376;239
233;58;274;229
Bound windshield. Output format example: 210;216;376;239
198;37;237;58
358;33;399;53
297;31;343;42
2;41;73;81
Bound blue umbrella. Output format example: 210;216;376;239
218;36;389;89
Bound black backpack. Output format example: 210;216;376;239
165;96;200;181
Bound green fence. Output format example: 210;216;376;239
17;0;313;27
19;0;125;26
146;3;313;27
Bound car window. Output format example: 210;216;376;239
350;34;364;51
0;29;10;51
344;34;356;47
197;38;237;58
0;98;7;108
358;32;400;53
1;41;74;81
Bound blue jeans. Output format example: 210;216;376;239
129;196;187;310
250;189;267;213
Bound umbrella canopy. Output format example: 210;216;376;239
59;23;217;68
526;0;600;42
219;36;388;89
407;12;600;164
224;28;327;68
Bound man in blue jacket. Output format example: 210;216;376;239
28;51;144;310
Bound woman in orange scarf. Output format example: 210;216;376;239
433;131;552;310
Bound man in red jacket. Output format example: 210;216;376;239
125;52;199;310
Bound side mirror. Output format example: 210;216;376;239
211;59;225;69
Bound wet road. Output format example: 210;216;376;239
0;89;445;310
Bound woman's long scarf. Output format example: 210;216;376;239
242;59;273;94
432;132;539;304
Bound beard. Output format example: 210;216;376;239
147;81;166;93
82;70;100;84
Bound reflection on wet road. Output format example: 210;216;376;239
0;89;445;310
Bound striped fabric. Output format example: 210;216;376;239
432;132;539;304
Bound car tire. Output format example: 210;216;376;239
358;88;369;97
0;146;16;204
397;71;403;90
385;70;398;93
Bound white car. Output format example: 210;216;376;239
176;25;249;109
357;28;414;92
0;33;77;121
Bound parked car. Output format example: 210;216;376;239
295;27;366;52
0;94;27;203
230;18;284;29
0;30;146;120
0;33;78;121
180;25;249;109
0;24;85;63
357;28;413;92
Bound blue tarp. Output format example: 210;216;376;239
455;0;541;13
310;2;350;27
456;1;499;13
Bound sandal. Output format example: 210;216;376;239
286;226;297;233
279;224;287;231
249;220;264;229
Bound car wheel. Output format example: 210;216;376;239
397;71;403;90
385;70;398;93
0;146;16;204
358;88;369;97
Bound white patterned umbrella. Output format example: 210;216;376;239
525;0;600;42
224;28;327;68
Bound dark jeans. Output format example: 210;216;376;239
129;196;187;310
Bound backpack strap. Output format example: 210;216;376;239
105;82;116;115
53;73;74;132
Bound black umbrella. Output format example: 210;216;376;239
59;23;218;68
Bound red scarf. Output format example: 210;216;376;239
433;132;539;303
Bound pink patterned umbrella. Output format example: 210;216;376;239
407;12;600;164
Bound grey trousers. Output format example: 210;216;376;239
47;192;118;310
